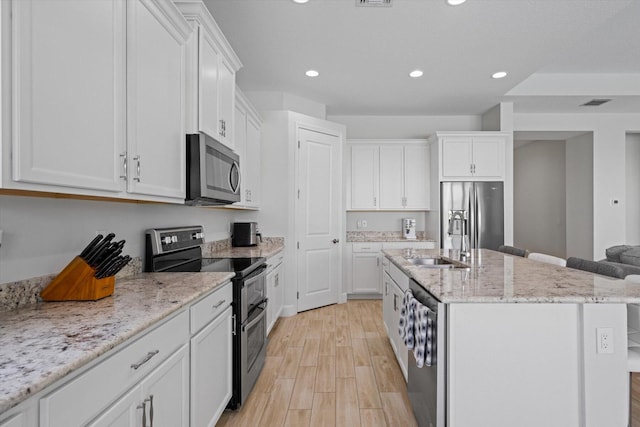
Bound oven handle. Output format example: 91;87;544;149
242;302;267;332
246;297;269;320
243;264;268;286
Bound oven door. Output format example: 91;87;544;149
240;300;267;405
241;265;267;320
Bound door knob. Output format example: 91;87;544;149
332;239;340;244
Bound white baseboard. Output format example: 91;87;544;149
338;292;348;304
280;304;297;317
347;293;383;300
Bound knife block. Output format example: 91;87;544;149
40;256;115;301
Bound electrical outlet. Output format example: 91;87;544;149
596;327;614;354
362;220;367;228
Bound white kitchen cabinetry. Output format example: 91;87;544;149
190;297;233;427
351;243;382;294
348;140;430;210
234;88;262;209
40;311;190;427
7;0;191;202
0;402;36;427
126;0;190;199
266;252;285;334
177;0;242;151
382;257;409;381
437;132;507;180
89;344;190;427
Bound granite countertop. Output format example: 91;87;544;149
0;271;234;414
205;240;285;259
346;231;436;243
384;248;640;304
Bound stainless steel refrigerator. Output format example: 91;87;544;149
440;181;504;251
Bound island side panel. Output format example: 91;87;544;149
448;303;582;427
582;303;628;427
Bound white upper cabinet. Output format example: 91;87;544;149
11;0;126;193
7;0;191;202
438;132;507;181
176;0;242;151
350;145;379;209
126;0;190;199
348;140;430;211
233;88;262;209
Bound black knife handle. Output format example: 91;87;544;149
80;235;103;259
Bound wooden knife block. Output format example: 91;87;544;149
40;256;115;301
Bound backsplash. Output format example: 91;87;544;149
347;231;434;242
0;237;283;311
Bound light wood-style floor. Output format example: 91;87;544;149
216;300;417;427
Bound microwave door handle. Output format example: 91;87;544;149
230;161;240;194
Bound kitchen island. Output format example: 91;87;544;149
383;248;640;427
0;271;234;425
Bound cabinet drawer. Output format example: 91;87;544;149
390;263;410;292
190;282;233;335
40;310;189;427
352;242;382;253
267;252;284;271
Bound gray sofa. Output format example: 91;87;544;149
599;245;640;277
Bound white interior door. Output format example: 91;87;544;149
296;128;342;312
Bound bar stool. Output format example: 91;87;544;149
566;257;625;279
497;245;528;257
527;252;567;267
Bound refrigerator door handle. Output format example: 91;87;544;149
475;186;480;249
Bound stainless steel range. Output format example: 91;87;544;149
145;226;268;409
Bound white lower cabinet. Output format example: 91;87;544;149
89;344;189;427
351;243;382;294
190;305;232;427
266;253;285;334
382;258;409;381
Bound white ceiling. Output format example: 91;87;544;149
203;0;640;116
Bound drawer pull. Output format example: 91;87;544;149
131;350;159;370
212;299;226;309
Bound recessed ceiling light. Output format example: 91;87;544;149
447;0;467;5
491;71;507;79
409;70;424;78
292;0;309;3
305;70;319;77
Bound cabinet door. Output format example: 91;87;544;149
87;386;140;427
217;57;235;149
265;269;275;333
199;28;220;139
403;145;429;209
472;137;504;179
234;104;248;205
245;115;262;208
126;0;189;199
350;145;379;209
352;253;381;293
382;271;394;338
391;281;408;380
441;137;473;178
379;145;404;209
190;306;232;427
12;0;126;192
141;344;189;427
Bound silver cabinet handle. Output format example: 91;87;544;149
212;299;226;309
232;314;236;336
120;152;127;180
137;400;146;427
373;197;377;206
133;155;141;182
332;239;340;244
149;395;154;427
131;350;159;370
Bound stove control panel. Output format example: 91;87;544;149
146;226;205;255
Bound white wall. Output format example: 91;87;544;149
566;133;594;259
0;195;259;284
514;113;640;259
513;141;567;257
626;133;640;245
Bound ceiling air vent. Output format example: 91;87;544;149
356;0;392;7
581;99;612;107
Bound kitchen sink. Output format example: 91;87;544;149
404;256;468;269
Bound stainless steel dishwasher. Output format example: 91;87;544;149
407;279;447;427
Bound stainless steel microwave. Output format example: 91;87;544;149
186;133;240;205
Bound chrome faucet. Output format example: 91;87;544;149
448;210;470;258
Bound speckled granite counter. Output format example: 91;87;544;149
384;248;640;303
347;231;436;243
204;238;285;259
0;271;234;414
